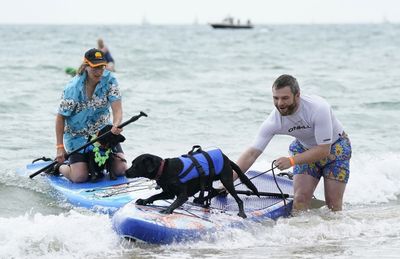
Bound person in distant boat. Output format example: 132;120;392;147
55;48;127;183
235;74;351;212
97;38;115;72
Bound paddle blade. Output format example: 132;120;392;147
29;160;57;179
310;198;326;209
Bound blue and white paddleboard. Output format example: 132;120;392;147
112;171;294;244
19;161;156;213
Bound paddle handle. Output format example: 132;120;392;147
117;111;147;128
29;111;147;179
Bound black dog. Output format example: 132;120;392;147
86;125;126;181
125;146;259;218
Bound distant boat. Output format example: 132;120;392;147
209;16;253;29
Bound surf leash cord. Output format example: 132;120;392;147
270;160;288;213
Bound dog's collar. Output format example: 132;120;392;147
154;159;165;180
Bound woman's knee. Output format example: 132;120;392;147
69;172;89;183
113;153;127;175
69;163;89;183
113;161;128;176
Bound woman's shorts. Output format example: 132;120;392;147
69;143;124;164
289;133;352;183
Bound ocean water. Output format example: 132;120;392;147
1;24;400;258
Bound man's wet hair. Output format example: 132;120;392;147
272;74;300;95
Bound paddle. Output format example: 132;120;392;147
29;111;148;179
310;198;326;209
236;190;290;198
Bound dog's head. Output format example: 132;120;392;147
125;154;163;179
97;125;125;148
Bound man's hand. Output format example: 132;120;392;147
274;157;293;170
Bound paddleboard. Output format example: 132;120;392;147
19;160;156;213
112;171;294;244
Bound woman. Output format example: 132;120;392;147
55;48;127;183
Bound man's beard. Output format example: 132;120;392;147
276;100;298;116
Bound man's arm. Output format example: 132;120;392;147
234;147;263;180
293;144;330;164
275;99;333;170
275;143;330;170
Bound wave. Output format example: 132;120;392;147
251;151;400;206
1;152;399;258
362;101;400;110
344;152;400;205
0;211;123;259
166;204;400;257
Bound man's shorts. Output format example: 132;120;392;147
69;143;124;164
289;133;352;183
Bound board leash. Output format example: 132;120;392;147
270;160;289;215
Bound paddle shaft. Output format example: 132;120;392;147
29;111;147;179
236;190;290;198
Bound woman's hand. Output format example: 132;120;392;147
111;124;123;135
56;147;67;163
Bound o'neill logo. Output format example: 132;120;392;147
288;125;311;132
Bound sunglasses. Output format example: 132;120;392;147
89;65;106;71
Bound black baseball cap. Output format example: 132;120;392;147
84;48;107;67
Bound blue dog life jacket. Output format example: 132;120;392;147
178;149;224;183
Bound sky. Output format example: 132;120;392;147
1;0;399;25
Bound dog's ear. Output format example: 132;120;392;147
108;134;125;146
143;156;159;175
98;124;113;136
97;125;126;147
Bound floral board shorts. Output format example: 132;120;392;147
289;133;352;183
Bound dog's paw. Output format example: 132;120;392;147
237;211;247;219
135;198;148;205
212;187;228;197
193;197;205;205
160;208;173;214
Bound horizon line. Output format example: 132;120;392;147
0;21;397;26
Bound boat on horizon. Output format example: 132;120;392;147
209;16;253;29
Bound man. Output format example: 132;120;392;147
97;38;115;72
236;74;351;212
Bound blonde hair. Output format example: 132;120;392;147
77;62;89;76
